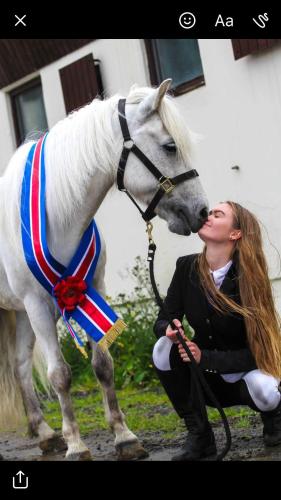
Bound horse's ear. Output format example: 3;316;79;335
153;79;172;110
137;79;172;121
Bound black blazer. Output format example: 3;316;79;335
153;254;257;374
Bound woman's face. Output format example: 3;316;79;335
198;202;241;244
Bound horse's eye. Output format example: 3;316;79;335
163;142;177;153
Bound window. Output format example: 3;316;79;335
10;78;48;146
145;39;205;96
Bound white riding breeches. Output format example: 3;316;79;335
152;336;281;412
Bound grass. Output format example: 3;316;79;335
42;382;256;438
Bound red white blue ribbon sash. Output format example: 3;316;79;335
21;134;126;355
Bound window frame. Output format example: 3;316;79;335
10;76;47;147
144;39;205;96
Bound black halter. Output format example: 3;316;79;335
117;98;199;222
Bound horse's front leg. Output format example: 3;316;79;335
91;342;148;460
91;240;148;459
24;296;91;460
15;311;67;454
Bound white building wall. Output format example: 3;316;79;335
0;39;280;310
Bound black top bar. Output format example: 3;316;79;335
0;5;280;38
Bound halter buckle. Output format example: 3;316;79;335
159;177;175;194
123;139;134;150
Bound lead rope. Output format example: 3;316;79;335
146;222;232;461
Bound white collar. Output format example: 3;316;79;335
210;260;233;289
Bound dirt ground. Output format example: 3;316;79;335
1;413;281;461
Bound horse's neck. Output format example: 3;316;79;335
44;129;115;266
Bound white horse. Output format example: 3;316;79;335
0;80;208;460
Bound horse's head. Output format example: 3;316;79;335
117;80;209;235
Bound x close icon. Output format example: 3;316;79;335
14;14;27;26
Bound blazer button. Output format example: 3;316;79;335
209;335;212;340
206;318;210;324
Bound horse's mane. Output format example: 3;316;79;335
44;83;195;178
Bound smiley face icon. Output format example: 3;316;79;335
179;12;196;29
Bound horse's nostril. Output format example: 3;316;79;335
199;207;208;221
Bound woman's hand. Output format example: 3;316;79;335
178;339;202;364
166;319;185;344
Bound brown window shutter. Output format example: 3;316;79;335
232;39;281;60
59;54;102;114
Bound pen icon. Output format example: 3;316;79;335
252;13;269;28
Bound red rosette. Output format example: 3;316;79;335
53;276;87;312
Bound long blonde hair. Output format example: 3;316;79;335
197;201;281;378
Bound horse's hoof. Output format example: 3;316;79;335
39;433;67;454
65;450;93;461
116;440;149;460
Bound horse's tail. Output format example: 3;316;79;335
0;309;25;430
0;309;51;431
